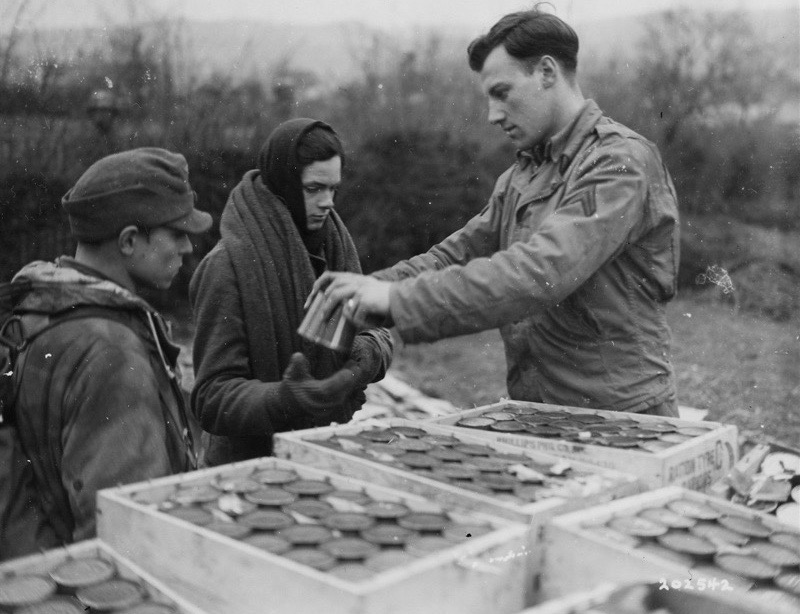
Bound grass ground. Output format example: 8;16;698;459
387;291;800;447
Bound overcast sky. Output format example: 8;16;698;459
8;0;797;32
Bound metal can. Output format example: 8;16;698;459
297;292;355;353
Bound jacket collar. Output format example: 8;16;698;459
11;258;153;315
517;99;603;174
56;256;118;285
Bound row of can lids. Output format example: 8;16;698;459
309;425;622;503
580;496;800;605
129;468;505;581
454;407;717;452
0;556;178;613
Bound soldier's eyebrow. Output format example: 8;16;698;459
487;83;509;98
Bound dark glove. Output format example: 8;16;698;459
350;387;367;407
347;335;386;388
280;352;359;421
336;382;368;425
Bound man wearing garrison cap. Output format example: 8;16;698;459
1;148;212;559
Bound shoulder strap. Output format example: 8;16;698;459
0;279;32;312
1;305;138;423
3;304;134;356
0;279;35;371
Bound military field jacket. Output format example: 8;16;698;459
10;259;196;552
374;100;679;412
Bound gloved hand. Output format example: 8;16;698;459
347;335;387;388
280;352;359;421
350;387;367;407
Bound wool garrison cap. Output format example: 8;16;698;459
62;147;213;242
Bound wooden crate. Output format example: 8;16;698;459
0;539;207;613
542;486;800;613
97;456;531;614
426;400;739;491
517;581;770;614
273;418;641;597
274;418;641;525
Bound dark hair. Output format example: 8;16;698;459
296;126;345;169
467;8;579;74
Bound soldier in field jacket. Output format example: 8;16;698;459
311;10;680;417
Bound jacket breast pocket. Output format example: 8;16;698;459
509;181;563;245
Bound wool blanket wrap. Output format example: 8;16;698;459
190;169;367;464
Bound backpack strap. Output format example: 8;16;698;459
0;306;135;425
142;311;198;469
0;280;34;423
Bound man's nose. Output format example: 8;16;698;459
179;234;193;254
488;101;504;125
319;189;336;209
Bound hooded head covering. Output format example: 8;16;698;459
257;118;342;253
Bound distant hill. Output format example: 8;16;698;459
10;6;798;87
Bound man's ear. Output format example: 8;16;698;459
118;225;140;256
539;56;558;88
